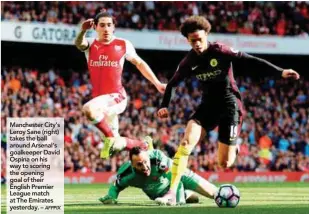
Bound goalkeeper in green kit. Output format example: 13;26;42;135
99;147;218;205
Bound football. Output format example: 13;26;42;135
214;184;240;208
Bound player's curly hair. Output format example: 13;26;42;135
94;9;117;25
180;16;211;38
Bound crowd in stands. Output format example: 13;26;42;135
1;65;309;181
1;1;309;36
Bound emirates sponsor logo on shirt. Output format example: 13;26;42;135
89;55;118;67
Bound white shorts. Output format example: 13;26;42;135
84;88;127;136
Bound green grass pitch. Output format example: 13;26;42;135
1;182;309;214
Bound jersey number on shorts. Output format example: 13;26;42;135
230;125;238;141
114;93;125;104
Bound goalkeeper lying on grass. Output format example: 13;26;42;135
99;147;218;205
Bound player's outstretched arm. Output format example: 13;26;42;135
218;43;300;80
157;83;176;119
74;19;94;51
281;69;300;80
99;194;118;204
100;185;124;204
157;66;187;119
99;162;133;204
241;53;300;80
99;175;130;204
130;56;166;94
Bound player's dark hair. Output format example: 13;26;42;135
94;9;117;25
129;147;142;160
180;16;211;38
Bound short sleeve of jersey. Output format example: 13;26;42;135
124;39;138;61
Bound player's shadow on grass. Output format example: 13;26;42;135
117;202;166;206
65;202;157;207
65;203;103;207
65;202;190;207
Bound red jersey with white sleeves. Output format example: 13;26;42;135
84;37;138;98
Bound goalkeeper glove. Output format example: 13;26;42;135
98;195;118;204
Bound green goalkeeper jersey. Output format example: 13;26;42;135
107;149;172;200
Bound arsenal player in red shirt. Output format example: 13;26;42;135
75;10;166;159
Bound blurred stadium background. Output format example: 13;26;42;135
1;2;309;212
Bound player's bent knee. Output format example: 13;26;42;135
82;104;90;114
82;104;94;115
82;104;105;121
82;104;93;118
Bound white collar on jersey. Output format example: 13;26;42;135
95;36;116;45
